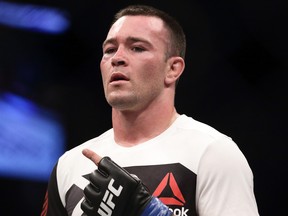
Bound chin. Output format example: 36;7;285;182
109;100;137;111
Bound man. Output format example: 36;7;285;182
41;4;259;216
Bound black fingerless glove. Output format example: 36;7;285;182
81;157;173;216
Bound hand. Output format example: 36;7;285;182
81;149;173;216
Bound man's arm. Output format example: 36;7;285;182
41;163;68;216
196;138;259;216
81;149;174;216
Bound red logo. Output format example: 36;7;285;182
152;172;185;206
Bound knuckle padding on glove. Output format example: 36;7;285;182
81;156;152;216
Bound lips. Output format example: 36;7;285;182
110;72;129;83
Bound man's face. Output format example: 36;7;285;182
100;15;171;111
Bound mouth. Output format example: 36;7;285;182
110;72;129;83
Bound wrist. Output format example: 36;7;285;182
141;197;173;216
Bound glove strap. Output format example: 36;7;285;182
141;197;173;216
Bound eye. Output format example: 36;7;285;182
131;46;145;52
104;47;116;54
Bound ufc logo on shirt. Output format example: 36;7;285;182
97;178;123;216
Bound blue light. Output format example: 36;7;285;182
0;92;66;181
0;1;70;34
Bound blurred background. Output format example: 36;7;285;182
0;0;287;215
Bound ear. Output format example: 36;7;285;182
164;56;185;86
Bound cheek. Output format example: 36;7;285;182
141;61;165;83
137;64;165;93
100;62;109;84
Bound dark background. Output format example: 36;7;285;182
0;0;287;215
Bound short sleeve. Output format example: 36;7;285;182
196;136;259;216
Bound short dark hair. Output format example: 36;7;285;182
111;5;186;59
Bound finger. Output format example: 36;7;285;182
82;148;102;165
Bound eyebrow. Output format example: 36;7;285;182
102;36;152;49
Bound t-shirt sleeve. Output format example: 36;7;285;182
41;162;68;216
196;136;259;216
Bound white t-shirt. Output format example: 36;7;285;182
44;114;259;216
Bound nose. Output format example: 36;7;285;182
111;47;127;67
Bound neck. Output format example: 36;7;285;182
112;103;179;147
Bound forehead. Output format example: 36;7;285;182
106;15;168;42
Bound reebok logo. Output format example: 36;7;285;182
153;172;189;216
97;178;123;216
153;172;185;205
